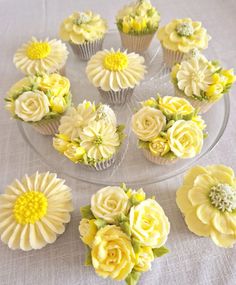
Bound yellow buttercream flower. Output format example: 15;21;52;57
220;69;236;85
191;115;206;131
50;96;67;113
171;64;180;79
134;246;154;272
149;136;170;157
79;218;97;248
64;143;85;163
176;165;236;248
206;83;224;101
142;97;158;108
158;96;194;116
53;134;70;153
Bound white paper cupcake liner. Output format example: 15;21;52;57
142;149;179;165
98;87;134;105
32;117;61;136
80;156;115;171
161;44;184;68
69;38;104;60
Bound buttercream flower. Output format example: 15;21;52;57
53;134;70;153
50;96;67;113
91;225;135;280
167;120;203;158
158;96;194;116
132;106;166;141
149;136;170;157
64;143;86;163
130;199;170;248
0;172;73;250
96;104;117;126
134;246;154;272
13;37;68;75
91;186;129;223
176;165;236;248
79;218;97;247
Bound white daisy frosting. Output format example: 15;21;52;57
13;37;69;75
0;172;73;251
86;48;146;91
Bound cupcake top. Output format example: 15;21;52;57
59;11;108;44
116;0;160;35
132;95;206;159
5;73;71;123
13;37;68;75
176;164;236;248
0;172;73;250
53;101;125;165
86;48;146;91
157;18;210;53
171;51;236;102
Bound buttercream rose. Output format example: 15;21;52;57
149;136;170;156
79;218;97;248
53;134;70;153
158;96;194;116
130;199;170;248
134;246;154;272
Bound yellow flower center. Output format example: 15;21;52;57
191;71;205;83
26;42;51;60
103;52;128;71
13;191;48;224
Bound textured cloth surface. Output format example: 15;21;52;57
0;0;236;284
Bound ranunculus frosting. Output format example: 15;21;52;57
158;96;194;116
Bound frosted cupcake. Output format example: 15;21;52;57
13;37;68;75
59;11;107;60
157;18;210;68
86;48;146;105
171;51;236;113
53;101;125;171
0;172;73;251
131;96;206;165
5;73;71;135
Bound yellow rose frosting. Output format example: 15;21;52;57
0;172;73;250
176;165;236;248
157;18;210;53
134;246;154;272
79;218;97;248
13;37;68;75
158;96;194;116
86;48;146;91
59;11;107;44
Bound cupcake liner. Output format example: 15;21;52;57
32;117;61;136
69;38;104;60
80;156;116;171
142;149;179;165
161;43;184;68
98;87;134;105
119;31;156;53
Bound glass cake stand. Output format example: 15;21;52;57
17;31;230;186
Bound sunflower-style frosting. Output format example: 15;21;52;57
0;172;73;250
86;48;146;91
13;37;68;75
176;165;236;248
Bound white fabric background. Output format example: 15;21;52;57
0;0;236;284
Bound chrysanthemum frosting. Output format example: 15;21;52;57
0;172;73;251
86;48;146;91
13;37;69;75
59;11;107;44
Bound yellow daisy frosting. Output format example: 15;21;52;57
13;37;69;75
0;172;73;251
157;18;210;53
176;165;236;248
59;11;107;44
86;48;146;91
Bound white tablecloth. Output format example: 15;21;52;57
1;0;236;284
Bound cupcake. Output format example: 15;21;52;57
131;96;206;165
53;101;125;170
13;37;68;75
5;73;72;135
79;184;170;284
0;172;73;250
86;48;146;105
171;51;236;113
157;18;210;68
59;11;107;60
176;164;236;248
116;0;160;53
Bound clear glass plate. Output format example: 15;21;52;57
17;31;230;186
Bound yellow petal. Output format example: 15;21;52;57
176;185;192;213
183;165;208;187
185;209;210;237
193;174;216;190
210;229;236;248
212;212;234;235
188;186;209;206
207;165;234;185
196;204;217;224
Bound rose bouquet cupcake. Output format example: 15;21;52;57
5;73;71;135
79;184;170;285
116;0;160;53
157;18;210;68
86;48;146;105
13;37;68;75
176;164;236;248
53;101;125;171
171;51;236;113
0;171;73;251
59;11;107;60
131;96;206;165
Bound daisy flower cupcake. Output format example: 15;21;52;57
59;11;107;60
86;48;146;105
116;0;160;53
157;18;210;68
53;101;125;171
13;37;68;75
5;73;71;135
0;172;73;251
